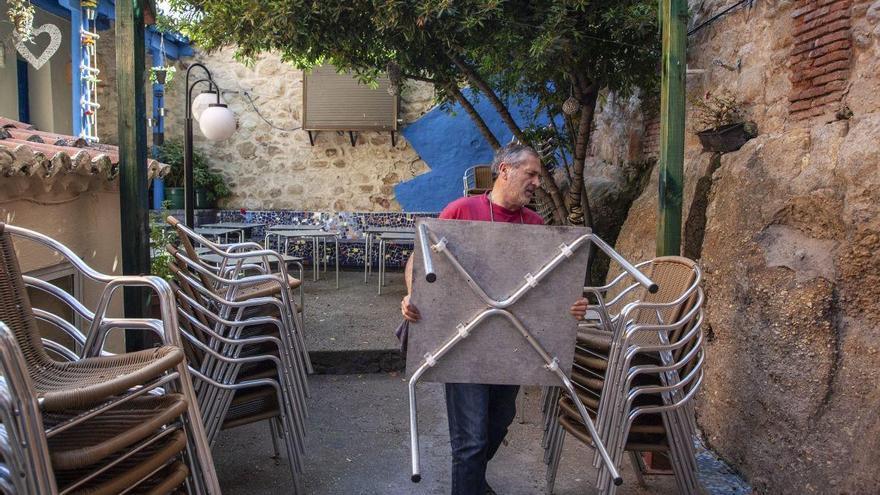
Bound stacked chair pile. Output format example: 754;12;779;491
163;217;311;493
542;256;705;495
0;223;219;494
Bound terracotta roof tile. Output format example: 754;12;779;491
0;117;169;180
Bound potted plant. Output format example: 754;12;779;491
149;65;176;85
155;140;231;210
194;164;231;208
691;90;757;153
7;0;35;41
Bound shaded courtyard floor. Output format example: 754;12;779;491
213;268;751;494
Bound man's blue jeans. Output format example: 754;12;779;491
445;383;520;495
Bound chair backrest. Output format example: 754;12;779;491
629;257;700;346
463;165;494;196
166;216;217;293
0;224;52;372
473;166;493;189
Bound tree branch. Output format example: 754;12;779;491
448;85;501;150
447;53;568;223
566;74;600;225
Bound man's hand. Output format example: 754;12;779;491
401;294;421;322
570;297;589;321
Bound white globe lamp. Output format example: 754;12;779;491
198;103;237;141
192;90;220;121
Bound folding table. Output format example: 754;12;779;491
406;218;657;486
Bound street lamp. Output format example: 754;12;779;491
184;63;236;226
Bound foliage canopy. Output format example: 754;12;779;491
164;0;660;224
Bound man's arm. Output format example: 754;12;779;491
405;253;414;295
401;254;420;322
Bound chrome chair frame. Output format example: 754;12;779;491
3;224;220;495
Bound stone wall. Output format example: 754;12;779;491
95;28;434;212
163;50;433;212
613;1;880;493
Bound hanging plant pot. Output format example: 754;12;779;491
149;66;176;86
696;121;757;153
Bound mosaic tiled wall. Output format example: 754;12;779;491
212;209;439;269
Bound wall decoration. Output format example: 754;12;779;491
6;0;35;42
15;23;61;70
80;11;100;142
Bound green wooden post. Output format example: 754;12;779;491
657;0;687;256
116;0;150;341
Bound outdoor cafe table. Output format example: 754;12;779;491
377;231;416;295
267;224;323;231
265;229;340;288
194;227;244;243
364;226;415;283
200;222;266;241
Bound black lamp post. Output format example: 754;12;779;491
184;63;216;227
183;63;239;227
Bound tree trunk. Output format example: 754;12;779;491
448;54;568;223
448;85;501;150
566;77;600;226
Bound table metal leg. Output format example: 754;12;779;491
378;239;384;295
312;237;319;281
364;233;371;283
323;237;328;273
335;237;339;289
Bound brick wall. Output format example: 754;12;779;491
641;112;661;159
789;0;854;121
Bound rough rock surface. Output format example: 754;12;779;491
612;1;880;493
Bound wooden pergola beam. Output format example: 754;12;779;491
657;0;687;256
116;0;150;336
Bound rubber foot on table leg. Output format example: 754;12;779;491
411;475;422;483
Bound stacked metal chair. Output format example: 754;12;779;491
164;217;311;492
0;223;219;494
543;256;705;494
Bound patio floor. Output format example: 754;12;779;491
212;266;751;494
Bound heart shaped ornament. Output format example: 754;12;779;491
16;24;62;70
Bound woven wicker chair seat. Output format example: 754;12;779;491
54;429;187;495
32;346;184;412
569;384;600;411
222;386;279;430
133;461;188;494
574;352;608;371
238;362;281;382
45;394;187;471
222;273;301;303
571;369;605;392
558;396;665;436
576;329;612;352
558;415;669;453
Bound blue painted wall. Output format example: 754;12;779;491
395;89;550;212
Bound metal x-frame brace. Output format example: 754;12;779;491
407;222;659;486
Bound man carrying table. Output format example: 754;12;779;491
400;143;590;495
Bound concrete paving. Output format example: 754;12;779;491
213;373;751;495
302;269;406;374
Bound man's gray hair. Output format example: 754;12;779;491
490;143;539;176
